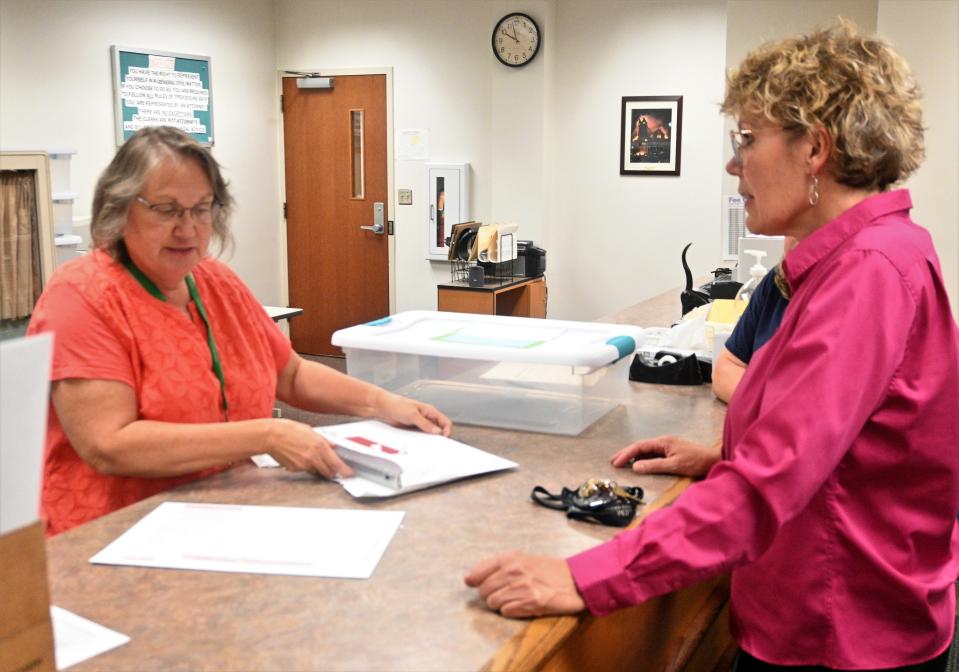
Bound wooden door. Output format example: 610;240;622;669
282;75;389;356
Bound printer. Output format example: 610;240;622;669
517;240;546;278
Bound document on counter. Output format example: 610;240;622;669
320;420;517;498
50;606;130;670
252;421;517;498
90;502;404;579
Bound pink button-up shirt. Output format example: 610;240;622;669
567;190;959;668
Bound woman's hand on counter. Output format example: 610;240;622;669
265;419;353;479
464;552;585;618
373;389;453;437
611;435;720;478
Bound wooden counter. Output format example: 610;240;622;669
45;290;734;671
438;276;547;318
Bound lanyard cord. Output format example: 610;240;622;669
123;259;229;416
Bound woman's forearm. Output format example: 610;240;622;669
277;354;389;418
96;417;276;477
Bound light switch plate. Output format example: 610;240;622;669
398;189;413;205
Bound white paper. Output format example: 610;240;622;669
50;606;130;670
433;324;565;349
0;333;53;534
318;421;517;498
90;502;404;579
480;361;604;387
396;128;429;160
250;453;279;468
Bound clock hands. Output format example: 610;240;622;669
505;26;519;42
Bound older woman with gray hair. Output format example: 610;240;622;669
28;126;451;535
466;21;959;671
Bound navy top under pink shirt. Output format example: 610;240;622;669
725;268;788;364
567;190;959;668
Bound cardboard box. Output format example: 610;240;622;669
0;521;55;672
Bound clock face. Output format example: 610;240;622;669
492;13;541;67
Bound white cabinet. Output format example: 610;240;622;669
426;162;470;260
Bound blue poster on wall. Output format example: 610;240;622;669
111;46;214;146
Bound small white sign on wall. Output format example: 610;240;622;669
397;128;429;161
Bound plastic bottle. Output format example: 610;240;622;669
734;250;769;304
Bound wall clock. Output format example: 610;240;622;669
492;13;541;67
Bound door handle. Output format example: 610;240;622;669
360;202;385;235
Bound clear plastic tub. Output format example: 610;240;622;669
333;311;642;436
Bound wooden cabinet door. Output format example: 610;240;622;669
528;277;547;318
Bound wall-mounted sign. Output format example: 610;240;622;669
111;46;214;146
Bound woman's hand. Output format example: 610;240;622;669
611;435;720;477
464;552;585;618
374;390;453;437
264;419;353;479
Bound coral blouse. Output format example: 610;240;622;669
27;249;292;535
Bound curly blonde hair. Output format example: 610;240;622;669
721;20;924;191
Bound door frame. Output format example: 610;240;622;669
274;67;396;316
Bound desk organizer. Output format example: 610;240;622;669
332;311;643;435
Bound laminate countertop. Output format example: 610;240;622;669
46;288;733;672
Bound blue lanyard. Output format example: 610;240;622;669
123;259;229;416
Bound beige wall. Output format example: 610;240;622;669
721;1;878;214
878;0;959;319
547;0;729;320
275;0;554;313
0;0;282;303
1;0;955;320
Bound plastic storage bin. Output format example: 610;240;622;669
332;311;643;436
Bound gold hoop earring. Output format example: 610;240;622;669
808;175;820;206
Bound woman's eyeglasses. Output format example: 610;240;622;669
729;128;756;163
730;125;802;163
136;196;220;225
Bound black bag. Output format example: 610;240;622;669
629;351;711;385
531;479;644;527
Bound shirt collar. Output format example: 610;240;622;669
782;189;913;291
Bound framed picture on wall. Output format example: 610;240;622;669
619;96;683;176
111;46;214;146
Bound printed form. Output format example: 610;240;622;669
90;502;404;579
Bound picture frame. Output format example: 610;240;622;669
111;46;214;146
620;96;682;176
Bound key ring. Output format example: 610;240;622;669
530;479;645;527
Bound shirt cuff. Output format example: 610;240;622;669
566;538;636;617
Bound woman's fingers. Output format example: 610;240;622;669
611;436;669;466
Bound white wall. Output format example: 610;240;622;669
547;0;728;321
0;0;282;302
275;0;553;313
3;0;955;321
722;0;878;204
878;0;959;319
